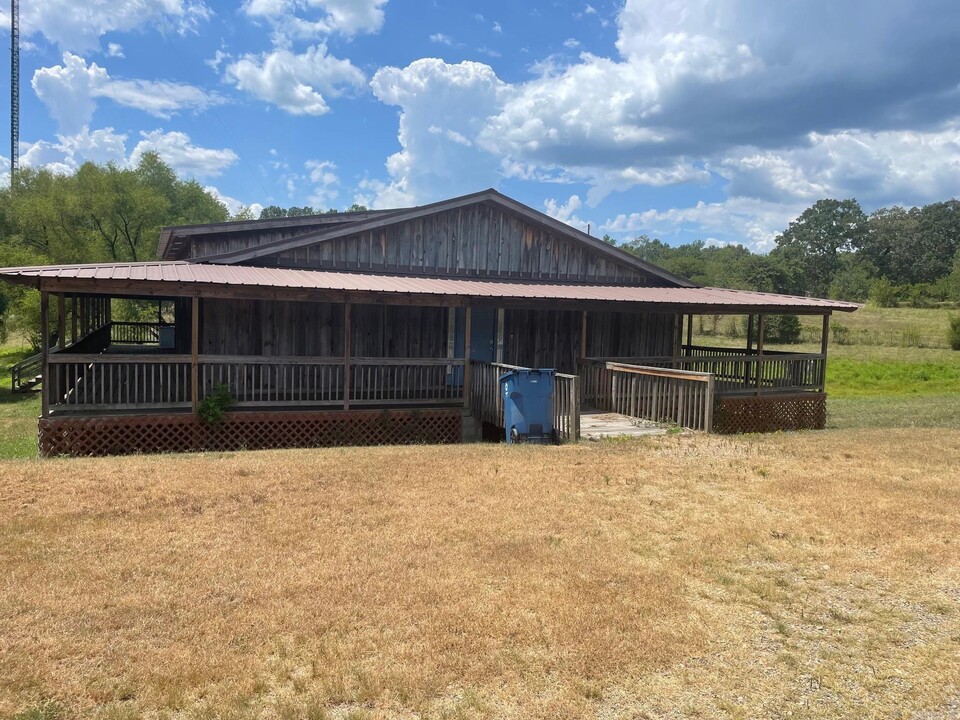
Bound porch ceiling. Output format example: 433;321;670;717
0;261;860;314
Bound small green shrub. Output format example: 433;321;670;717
831;322;851;345
868;278;898;308
743;314;803;344
949;316;960;351
903;284;933;309
197;383;233;425
765;314;802;344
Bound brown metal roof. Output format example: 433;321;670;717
0;261;860;312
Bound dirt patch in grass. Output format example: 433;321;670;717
1;431;959;718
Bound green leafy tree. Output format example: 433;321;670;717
0;153;229;343
770;199;868;297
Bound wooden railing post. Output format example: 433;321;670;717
57;294;66;351
191;296;199;413
40;291;49;418
755;314;765;396
570;375;580;442
819;313;830;392
70;294;78;345
580;310;588;360
705;375;715;433
343;302;351;410
463;306;472;410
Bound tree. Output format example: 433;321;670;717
0;154;229;342
861;206;917;284
914;200;960;283
770;199;868;297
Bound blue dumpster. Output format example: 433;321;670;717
500;368;557;444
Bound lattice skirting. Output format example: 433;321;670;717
713;393;826;434
39;409;463;457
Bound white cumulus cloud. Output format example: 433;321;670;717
20;126;237;181
368;59;512;205
131;130;238;178
0;0;211;53
33;53;225;134
224;45;365;115
242;0;387;42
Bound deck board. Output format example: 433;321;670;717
580;411;668;440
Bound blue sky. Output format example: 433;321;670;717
2;0;959;251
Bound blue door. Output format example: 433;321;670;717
449;307;502;385
469;307;497;363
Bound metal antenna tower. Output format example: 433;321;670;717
10;0;18;183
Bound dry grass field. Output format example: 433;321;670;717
3;430;960;719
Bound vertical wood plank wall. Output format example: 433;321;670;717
200;298;677;373
201;299;448;358
190;203;664;286
505;309;677;373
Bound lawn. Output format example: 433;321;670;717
2;431;959;719
0;343;41;460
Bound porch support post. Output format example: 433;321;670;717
57;294;66;350
580;310;588;360
685;313;693;353
495;308;505;364
672;313;681;368
343;302;351;410
70;294;78;344
40;291;49;418
819;313;830;392
755;314;765;396
746;314;754;353
463;305;472;410
191;296;199;413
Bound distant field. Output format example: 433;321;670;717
2;431;959;719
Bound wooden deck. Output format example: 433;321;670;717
580;411;668;440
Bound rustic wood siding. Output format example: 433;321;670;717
201;299;447;358
187;222;355;260
259;204;660;285
585;310;677;359
505;309;677;373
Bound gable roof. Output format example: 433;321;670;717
184;189;697;289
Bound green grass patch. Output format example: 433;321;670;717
826;357;960;398
0;342;42;460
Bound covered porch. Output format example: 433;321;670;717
1;262;856;455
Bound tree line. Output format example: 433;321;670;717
612;198;960;306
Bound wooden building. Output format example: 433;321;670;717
1;189;858;456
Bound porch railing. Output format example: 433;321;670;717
585;345;825;396
48;354;192;410
581;360;715;432
110;321;162;345
469;361;580;442
47;354;467;413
